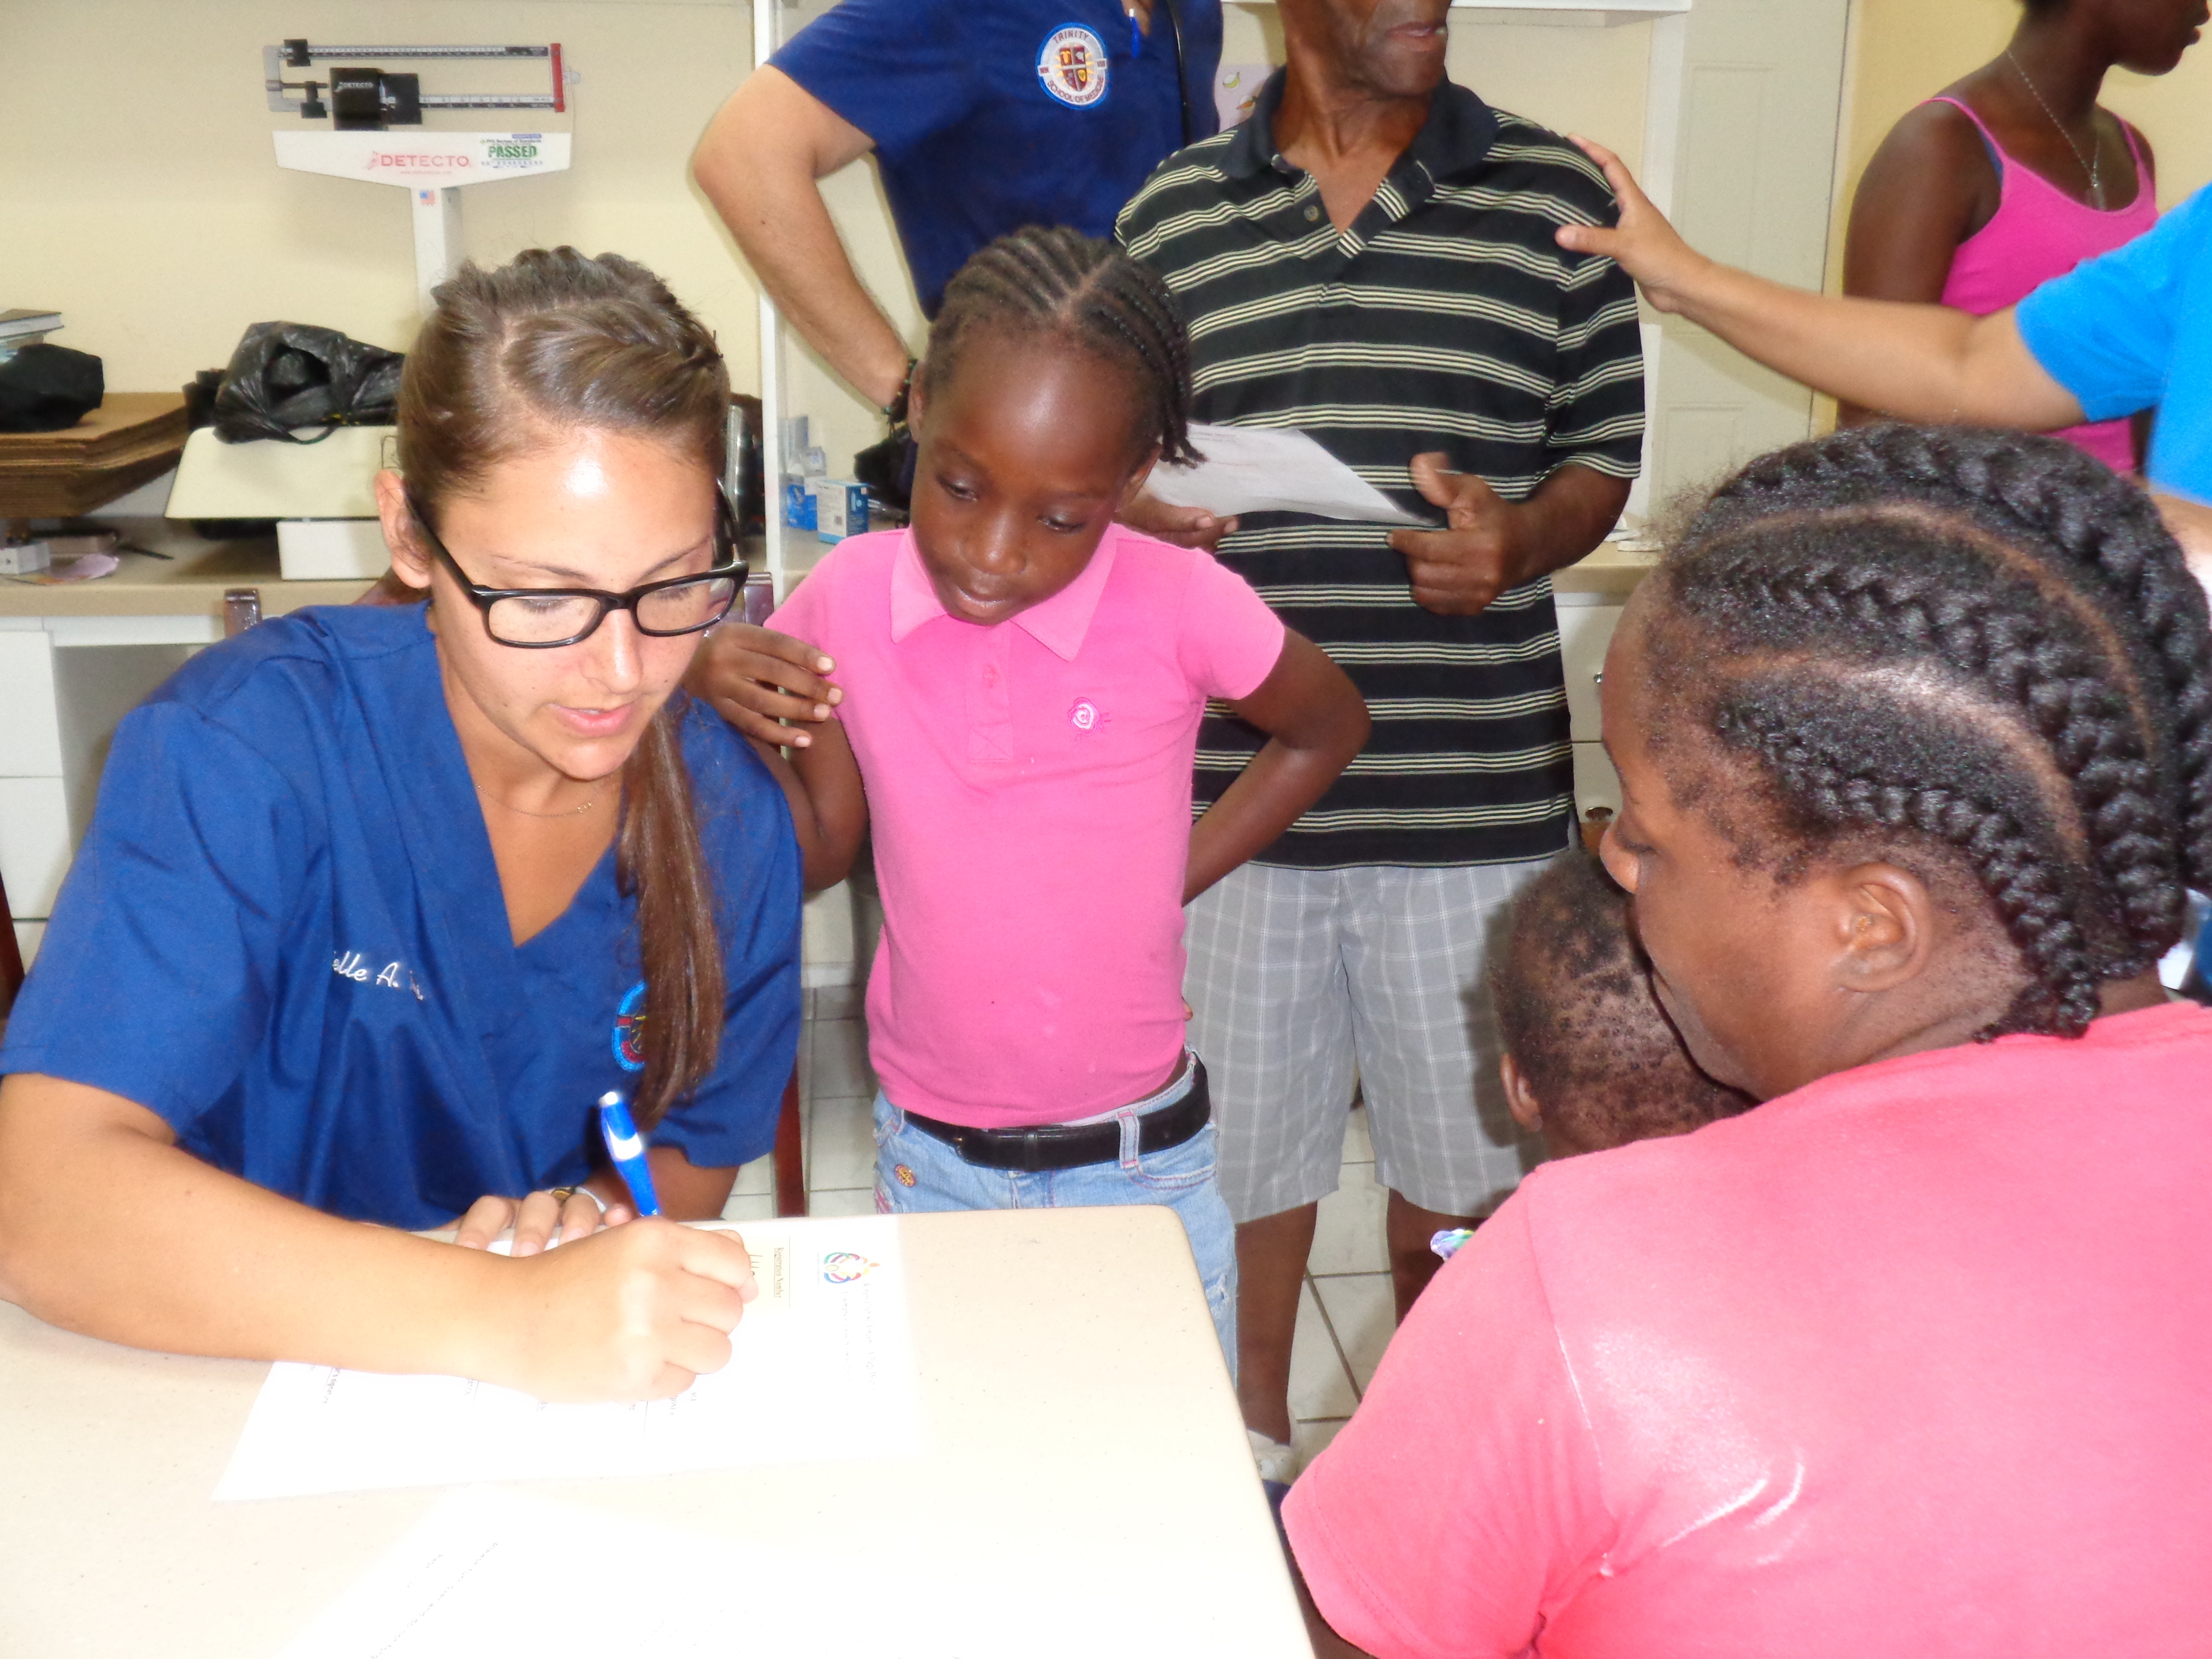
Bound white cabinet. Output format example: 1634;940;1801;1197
0;630;70;956
0;617;213;969
0;633;65;776
1554;599;1624;818
0;777;72;921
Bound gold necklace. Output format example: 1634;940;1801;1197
473;778;605;820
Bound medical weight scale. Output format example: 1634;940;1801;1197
167;41;576;579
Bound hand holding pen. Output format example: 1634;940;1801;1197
445;1088;758;1401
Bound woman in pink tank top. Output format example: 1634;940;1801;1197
1839;0;2201;472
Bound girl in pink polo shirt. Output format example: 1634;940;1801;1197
697;228;1370;1369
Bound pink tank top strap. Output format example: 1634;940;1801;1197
1925;94;2004;161
2115;112;2150;173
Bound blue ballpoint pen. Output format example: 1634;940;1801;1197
598;1091;662;1217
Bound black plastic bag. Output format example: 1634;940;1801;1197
0;343;104;433
853;428;915;514
211;322;403;444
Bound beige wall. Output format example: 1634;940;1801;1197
1832;0;2212;284
0;0;763;395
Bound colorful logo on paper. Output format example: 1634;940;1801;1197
612;980;647;1072
821;1252;879;1284
1038;25;1109;108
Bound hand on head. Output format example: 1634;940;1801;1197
1552;137;1711;313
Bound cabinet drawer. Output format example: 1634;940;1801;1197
0;632;64;776
0;776;72;918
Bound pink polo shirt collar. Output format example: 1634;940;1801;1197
887;527;1122;660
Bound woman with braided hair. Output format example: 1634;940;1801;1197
0;249;799;1402
1282;425;2212;1659
697;226;1369;1370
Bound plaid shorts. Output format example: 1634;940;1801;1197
1184;857;1560;1221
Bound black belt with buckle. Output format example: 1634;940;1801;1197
902;1060;1211;1174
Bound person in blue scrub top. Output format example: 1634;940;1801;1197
690;0;1222;415
1547;147;2212;999
0;248;800;1404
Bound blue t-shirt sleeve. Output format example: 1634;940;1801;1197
770;0;978;158
2016;184;2212;423
0;702;307;1132
641;713;803;1173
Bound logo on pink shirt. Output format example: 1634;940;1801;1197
1070;698;1104;732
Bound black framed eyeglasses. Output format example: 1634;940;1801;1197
406;489;747;648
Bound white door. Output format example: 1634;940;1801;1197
1643;0;1853;509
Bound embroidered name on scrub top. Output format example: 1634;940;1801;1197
332;950;426;1000
1039;24;1109;107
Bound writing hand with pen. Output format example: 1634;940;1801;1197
445;1092;760;1403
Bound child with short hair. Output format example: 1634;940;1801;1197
1489;851;1750;1160
697;228;1370;1365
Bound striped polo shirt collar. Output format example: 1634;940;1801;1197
1218;69;1502;193
887;525;1121;660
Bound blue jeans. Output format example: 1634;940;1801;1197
871;1072;1239;1379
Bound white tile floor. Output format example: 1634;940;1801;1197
730;1003;1399;1467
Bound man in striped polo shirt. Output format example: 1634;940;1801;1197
1115;0;1643;1477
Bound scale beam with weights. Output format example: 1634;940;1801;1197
166;41;574;580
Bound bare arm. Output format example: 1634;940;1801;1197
1556;137;2085;432
748;717;868;894
1837;104;1994;425
1185;632;1369;902
1386;458;1631;617
691;67;912;410
0;1074;758;1402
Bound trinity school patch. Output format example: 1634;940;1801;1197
1037;24;1109;108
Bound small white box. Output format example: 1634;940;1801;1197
277;519;391;581
809;478;869;544
0;541;51;576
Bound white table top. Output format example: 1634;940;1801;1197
0;1206;1311;1658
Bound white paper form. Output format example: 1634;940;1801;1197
274;1487;957;1659
216;1217;921;1501
1147;422;1427;526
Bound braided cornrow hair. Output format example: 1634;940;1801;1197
1646;423;2212;1039
921;226;1200;467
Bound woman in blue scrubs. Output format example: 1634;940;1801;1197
0;249;801;1403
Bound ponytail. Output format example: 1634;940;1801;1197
398;247;732;1124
